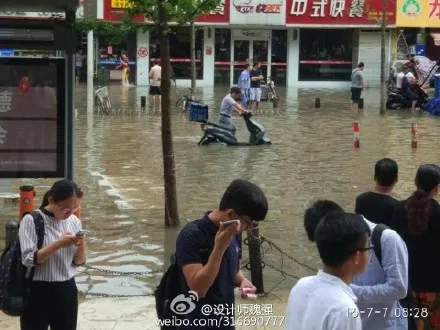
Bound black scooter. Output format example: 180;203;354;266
386;86;428;110
197;112;271;146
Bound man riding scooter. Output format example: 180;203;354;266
400;65;423;111
216;87;251;132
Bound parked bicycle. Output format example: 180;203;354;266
175;88;195;112
95;86;112;115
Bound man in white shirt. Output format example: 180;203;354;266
149;59;162;108
285;211;369;330
303;200;409;330
396;66;416;89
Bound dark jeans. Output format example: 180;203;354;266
20;278;78;330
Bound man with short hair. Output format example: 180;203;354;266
355;158;399;226
217;87;248;131
149;59;162;108
249;62;264;112
237;64;251;107
351;62;364;112
285;211;369;329
176;179;268;329
303;200;409;330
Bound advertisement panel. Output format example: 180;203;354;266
230;0;286;25
396;0;440;27
0;58;65;178
285;0;396;26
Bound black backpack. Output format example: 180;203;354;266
0;211;45;316
154;221;215;329
371;224;416;330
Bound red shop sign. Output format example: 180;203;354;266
285;0;396;26
103;0;144;22
195;0;230;23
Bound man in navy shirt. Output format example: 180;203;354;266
249;62;264;112
175;179;268;329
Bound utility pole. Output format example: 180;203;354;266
380;0;388;115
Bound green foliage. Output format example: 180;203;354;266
74;19;135;44
124;0;221;29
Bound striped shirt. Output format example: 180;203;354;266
19;209;82;282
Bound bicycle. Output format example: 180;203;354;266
95;86;112;115
175;88;195;112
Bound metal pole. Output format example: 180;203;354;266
66;9;75;180
87;30;94;114
247;224;264;294
380;0;388;115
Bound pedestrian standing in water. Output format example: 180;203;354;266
391;164;440;330
149;59;162;109
237;64;251;108
116;54;130;86
19;179;86;330
351;62;364;112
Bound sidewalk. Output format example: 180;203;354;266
0;296;288;329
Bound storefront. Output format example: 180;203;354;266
285;0;395;87
98;0;395;87
395;0;440;61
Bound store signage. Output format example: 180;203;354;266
195;0;230;23
103;0;230;24
232;29;271;39
396;0;440;27
0;1;83;19
230;0;286;25
285;0;396;26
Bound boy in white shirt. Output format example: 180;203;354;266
285;211;370;330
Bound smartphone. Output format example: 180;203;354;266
76;230;88;237
222;220;240;227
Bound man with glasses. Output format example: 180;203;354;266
175;179;268;329
302;200;409;330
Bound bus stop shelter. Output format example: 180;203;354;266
0;0;78;181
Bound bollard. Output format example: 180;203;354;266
315;98;320;108
359;98;364;109
353;122;360;148
141;96;146;108
411;123;418;148
273;98;278;109
247;223;264;295
19;185;35;221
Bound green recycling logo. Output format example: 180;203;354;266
402;0;421;19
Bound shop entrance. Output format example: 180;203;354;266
230;29;270;86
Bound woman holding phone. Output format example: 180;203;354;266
19;179;87;330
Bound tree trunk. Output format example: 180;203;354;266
190;21;196;99
380;0;388;115
158;6;180;227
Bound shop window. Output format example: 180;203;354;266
299;29;353;81
271;30;287;85
96;31;137;84
150;27;204;80
214;28;230;84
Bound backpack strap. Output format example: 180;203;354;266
30;211;45;250
371;224;389;267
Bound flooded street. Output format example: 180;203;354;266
2;84;440;300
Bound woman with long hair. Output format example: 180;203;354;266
392;164;440;329
19;179;86;330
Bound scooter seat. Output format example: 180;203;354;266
205;121;236;132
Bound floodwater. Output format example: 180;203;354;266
1;84;440;301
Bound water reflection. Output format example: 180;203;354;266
1;84;439;298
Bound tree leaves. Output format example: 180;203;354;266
124;0;222;29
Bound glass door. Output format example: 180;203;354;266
232;40;250;85
252;40;269;82
230;39;271;86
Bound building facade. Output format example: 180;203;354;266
97;0;396;87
